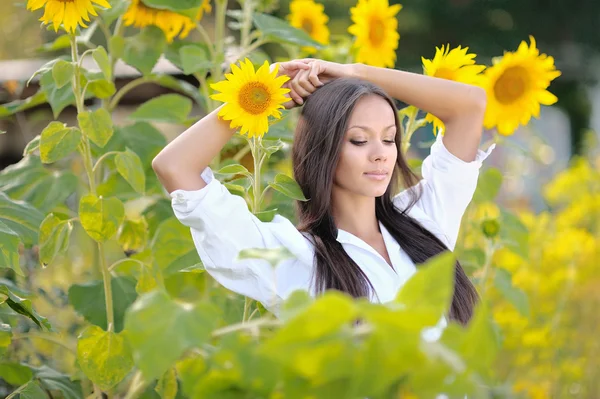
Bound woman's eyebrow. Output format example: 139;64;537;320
347;124;396;132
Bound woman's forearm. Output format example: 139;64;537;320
351;63;486;124
152;104;236;193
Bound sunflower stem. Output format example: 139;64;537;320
401;106;419;156
240;0;255;49
108;76;153;111
213;0;228;83
195;23;215;58
241;135;266;323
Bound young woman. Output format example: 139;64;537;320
152;59;495;340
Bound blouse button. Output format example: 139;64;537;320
174;192;186;204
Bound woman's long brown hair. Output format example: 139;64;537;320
291;77;479;325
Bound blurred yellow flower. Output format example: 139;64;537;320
26;0;111;33
422;45;486;136
483;36;561;136
348;0;401;68
287;0;330;54
210;59;291;138
123;0;212;43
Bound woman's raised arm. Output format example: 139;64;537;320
152;60;310;194
152;104;234;193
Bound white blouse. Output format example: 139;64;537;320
170;133;496;341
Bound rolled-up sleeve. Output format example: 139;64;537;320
170;166;312;314
394;134;496;250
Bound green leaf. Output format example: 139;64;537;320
441;302;500;375
101;0;129;26
123;26;166;75
118;218;148;252
499;209;529;258
51;60;74;89
268;173;307;201
124;290;220;380
0;362;33;386
155;368;178;399
27;58;64;86
8;380;47;399
129;94;192;124
0;91;47;118
87;78;117;99
38;214;72;268
39;122;81;164
68;277;137;333
112;122;167;165
0;192;45;246
115;149;146;194
180;45;213;75
39;70;76;118
216;163;252;178
154;75;205;108
0;323;12;351
142;0;204;10
78;108;114;148
473;167;503;203
0;156;77;213
237;246;295;269
0;220;22;275
0;285;52;330
31;365;83;399
258;292;357;382
110;36;125;61
494;268;530;317
92;46;111;80
37;35;71;52
223;183;246;197
77;325;134;391
79;194;125;242
262;138;284;157
395;251;455;322
151;218;200;276
252;13;324;48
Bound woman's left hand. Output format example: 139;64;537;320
286;59;355;105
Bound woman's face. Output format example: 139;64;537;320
333;95;398;198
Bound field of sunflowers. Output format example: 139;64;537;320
0;0;598;398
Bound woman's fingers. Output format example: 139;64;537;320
307;61;324;87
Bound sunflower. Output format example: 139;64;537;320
287;0;330;54
347;0;402;68
483;36;561;136
26;0;111;33
123;0;212;43
422;45;486;136
210;59;291;138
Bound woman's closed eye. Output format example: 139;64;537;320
350;140;396;146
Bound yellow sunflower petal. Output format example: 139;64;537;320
483;36;561;136
347;0;401;68
421;43;486;135
210;59;290;138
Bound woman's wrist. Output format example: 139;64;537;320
348;62;366;80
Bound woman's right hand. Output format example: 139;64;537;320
269;60;312;109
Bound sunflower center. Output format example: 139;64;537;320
238;82;271;115
301;18;314;34
435;68;455;81
494;66;529;104
368;18;386;46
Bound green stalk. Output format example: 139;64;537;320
70;34;115;333
241;135;266;323
401;107;418;156
240;0;255;49
478;239;497;297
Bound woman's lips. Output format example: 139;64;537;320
364;172;388;180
